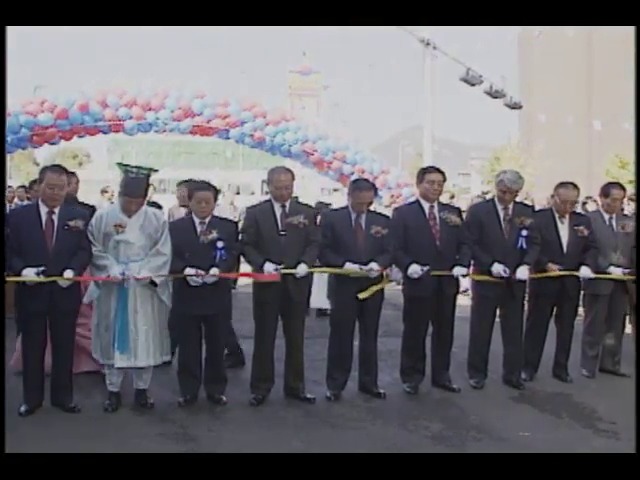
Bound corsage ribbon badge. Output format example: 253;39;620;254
214;240;227;263
517;228;528;250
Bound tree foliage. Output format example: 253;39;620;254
45;146;93;171
605;154;635;190
7;150;39;184
479;143;535;191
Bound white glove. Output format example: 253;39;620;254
515;265;530;282
388;266;404;285
21;266;45;286
57;269;74;288
407;263;429;279
578;265;596;280
294;263;310;278
184;267;204;287
343;262;364;272
490;262;510;278
606;266;629;276
365;261;382;278
451;266;469;278
262;261;281;275
203;267;220;285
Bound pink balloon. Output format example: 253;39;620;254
217;99;231;108
375;177;387;189
331;160;342;171
333;151;346;161
251;107;267;118
53;107;69;120
226;116;241;129
131;106;145;121
179;100;191;112
95;94;108;108
157;89;169;100
210;118;226;129
103;108;118;121
137;98;151;111
149;98;164;111
242;100;257;110
253;131;266;142
24;103;43;116
214;107;230;119
172;109;186;122
121;95;136;108
193;116;206;125
75;101;90;113
42;101;56;113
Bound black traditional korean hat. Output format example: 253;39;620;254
116;162;159;199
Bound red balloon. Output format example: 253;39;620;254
42;101;56;113
71;125;85;135
172;109;186;122
214;107;229;119
253;131;266;142
30;133;46;147
111;122;124;133
104;108;118;121
53;107;69;120
75;101;90;113
86;127;100;137
60;130;74;142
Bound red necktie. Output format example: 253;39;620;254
428;205;440;245
44;209;55;251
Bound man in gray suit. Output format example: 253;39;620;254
581;182;635;378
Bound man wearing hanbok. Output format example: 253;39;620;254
88;163;172;413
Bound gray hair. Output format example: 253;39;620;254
494;169;525;191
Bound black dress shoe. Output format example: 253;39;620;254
285;392;316;404
521;371;535;382
581;369;595;379
207;394;228;406
599;368;631;378
18;404;41;417
503;378;525;391
469;378;485;390
178;395;198;408
134;389;155;409
552;372;573;383
325;391;342;402
103;392;122;413
432;381;461;393
403;383;419;395
52;402;82;414
224;349;246;369
249;394;267;407
359;387;386;399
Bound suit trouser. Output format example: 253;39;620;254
581;283;628;374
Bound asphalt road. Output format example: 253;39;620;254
4;287;636;453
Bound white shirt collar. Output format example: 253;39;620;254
193;214;213;230
38;200;61;218
418;197;439;213
271;198;291;212
600;209;616;223
494;198;513;215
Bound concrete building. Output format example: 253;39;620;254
518;26;635;198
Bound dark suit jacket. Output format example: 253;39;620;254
584;210;636;295
529;208;598;297
320;207;393;292
7;202;92;314
463;199;540;294
169;215;239;315
240;199;320;300
392;200;471;298
65;196;97;220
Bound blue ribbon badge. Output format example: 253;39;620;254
214;240;227;263
517;228;528;250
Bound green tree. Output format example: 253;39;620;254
45;145;92;170
7;149;39;184
479;143;535;191
605;154;635;190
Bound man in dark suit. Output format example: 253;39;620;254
241;166;320;407
169;180;239;407
65;171;97;220
464;169;540;391
320;178;393;401
392;166;471;395
7;164;92;417
581;182;635;378
522;182;599;384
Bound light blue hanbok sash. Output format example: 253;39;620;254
112;259;144;355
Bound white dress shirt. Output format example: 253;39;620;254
418;197;439;226
554;211;570;252
192;214;212;234
600;209;616;231
494;198;513;229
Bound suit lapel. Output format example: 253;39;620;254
490;200;508;242
32;204;49;253
506;203;520;246
566;211;580;254
549;209;565;255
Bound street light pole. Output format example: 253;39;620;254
422;43;435;167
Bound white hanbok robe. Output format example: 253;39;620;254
88;204;172;368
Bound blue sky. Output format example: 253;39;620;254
7;26;521;149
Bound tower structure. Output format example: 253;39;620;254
287;52;324;128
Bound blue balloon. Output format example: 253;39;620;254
62;97;76;109
342;164;354;176
307;132;320;143
117;107;132;121
203;108;215;120
264;137;274;149
145;111;157;123
19;114;36;129
264;125;276;137
242;123;256;135
297;131;308;143
290;145;303;156
68;109;83;126
279;145;292;157
273;134;286;146
203;96;215;107
167;122;178;133
319;146;331;157
254;118;267;129
138;121;153;133
228;105;242;117
164;97;178;111
99;123;111;134
6;144;17;154
240;111;254;123
191;99;205;115
217;129;230;140
124;120;138;136
89;102;103;118
106;95;120;109
243;136;256;147
178;119;193;134
158;109;172;121
152;123;166;134
47;136;61;146
7;116;21;135
402;187;414;198
229;128;243;141
284;132;298;144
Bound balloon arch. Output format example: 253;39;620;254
5;89;415;206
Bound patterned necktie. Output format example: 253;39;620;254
354;213;365;250
502;206;511;238
608;215;615;232
198;220;206;235
44;209;55;250
428;204;440;245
